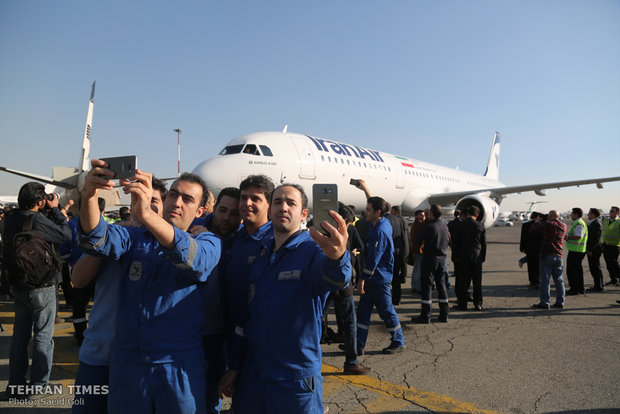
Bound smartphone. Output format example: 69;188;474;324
100;156;138;180
312;184;338;236
349;178;360;186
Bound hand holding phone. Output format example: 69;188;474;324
100;156;138;180
312;184;338;236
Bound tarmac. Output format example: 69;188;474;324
1;222;619;413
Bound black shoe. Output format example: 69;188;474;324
452;304;467;311
566;290;579;296
411;315;430;324
585;287;604;292
382;344;406;354
531;303;550;310
474;304;483;311
438;315;448;323
3;388;27;401
604;280;619;286
343;363;371;375
357;348;364;356
552;303;564;309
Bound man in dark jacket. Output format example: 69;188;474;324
413;204;450;323
585;208;604;292
3;182;72;398
520;212;543;288
452;206;487;311
385;205;409;305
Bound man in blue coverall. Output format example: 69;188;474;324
356;196;406;355
71;177;167;414
223;175;274;344
218;183;351;414
190;187;242;414
79;160;221;414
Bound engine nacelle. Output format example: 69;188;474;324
455;194;500;229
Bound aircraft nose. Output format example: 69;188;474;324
191;157;230;194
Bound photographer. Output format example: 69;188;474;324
3;182;71;398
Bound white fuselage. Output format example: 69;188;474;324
193;131;504;216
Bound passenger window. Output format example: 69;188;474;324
219;144;244;155
259;145;273;156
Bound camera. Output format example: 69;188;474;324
45;193;59;202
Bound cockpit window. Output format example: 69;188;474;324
259;145;273;157
219;145;244;155
242;144;260;155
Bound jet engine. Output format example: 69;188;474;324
455;194;500;229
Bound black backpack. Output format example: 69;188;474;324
12;214;61;289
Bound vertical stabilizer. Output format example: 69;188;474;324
78;81;96;172
483;131;500;180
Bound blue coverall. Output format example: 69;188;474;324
224;221;273;337
229;230;351;414
195;214;236;414
79;217;221;414
356;217;405;351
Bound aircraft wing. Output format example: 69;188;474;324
427;175;620;206
0;166;76;189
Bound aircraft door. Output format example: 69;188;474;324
290;136;316;179
395;163;405;189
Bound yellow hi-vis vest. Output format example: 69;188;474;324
566;218;588;253
602;217;620;246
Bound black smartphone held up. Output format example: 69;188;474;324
312;184;338;236
349;178;360;187
100;156;138;180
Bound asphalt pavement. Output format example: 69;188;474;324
1;223;619;413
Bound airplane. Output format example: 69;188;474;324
0;82;119;213
0;195;18;206
192;129;620;228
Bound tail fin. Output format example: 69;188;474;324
483;132;500;180
78;81;95;172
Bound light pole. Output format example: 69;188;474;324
173;129;182;176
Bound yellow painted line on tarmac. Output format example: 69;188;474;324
364;392;411;412
322;364;500;414
323;376;347;397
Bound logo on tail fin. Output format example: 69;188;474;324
483;132;500;180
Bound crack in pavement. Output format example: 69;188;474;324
322;364;499;413
530;391;549;414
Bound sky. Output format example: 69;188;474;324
1;0;619;214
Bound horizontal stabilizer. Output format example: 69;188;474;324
0;166;78;189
